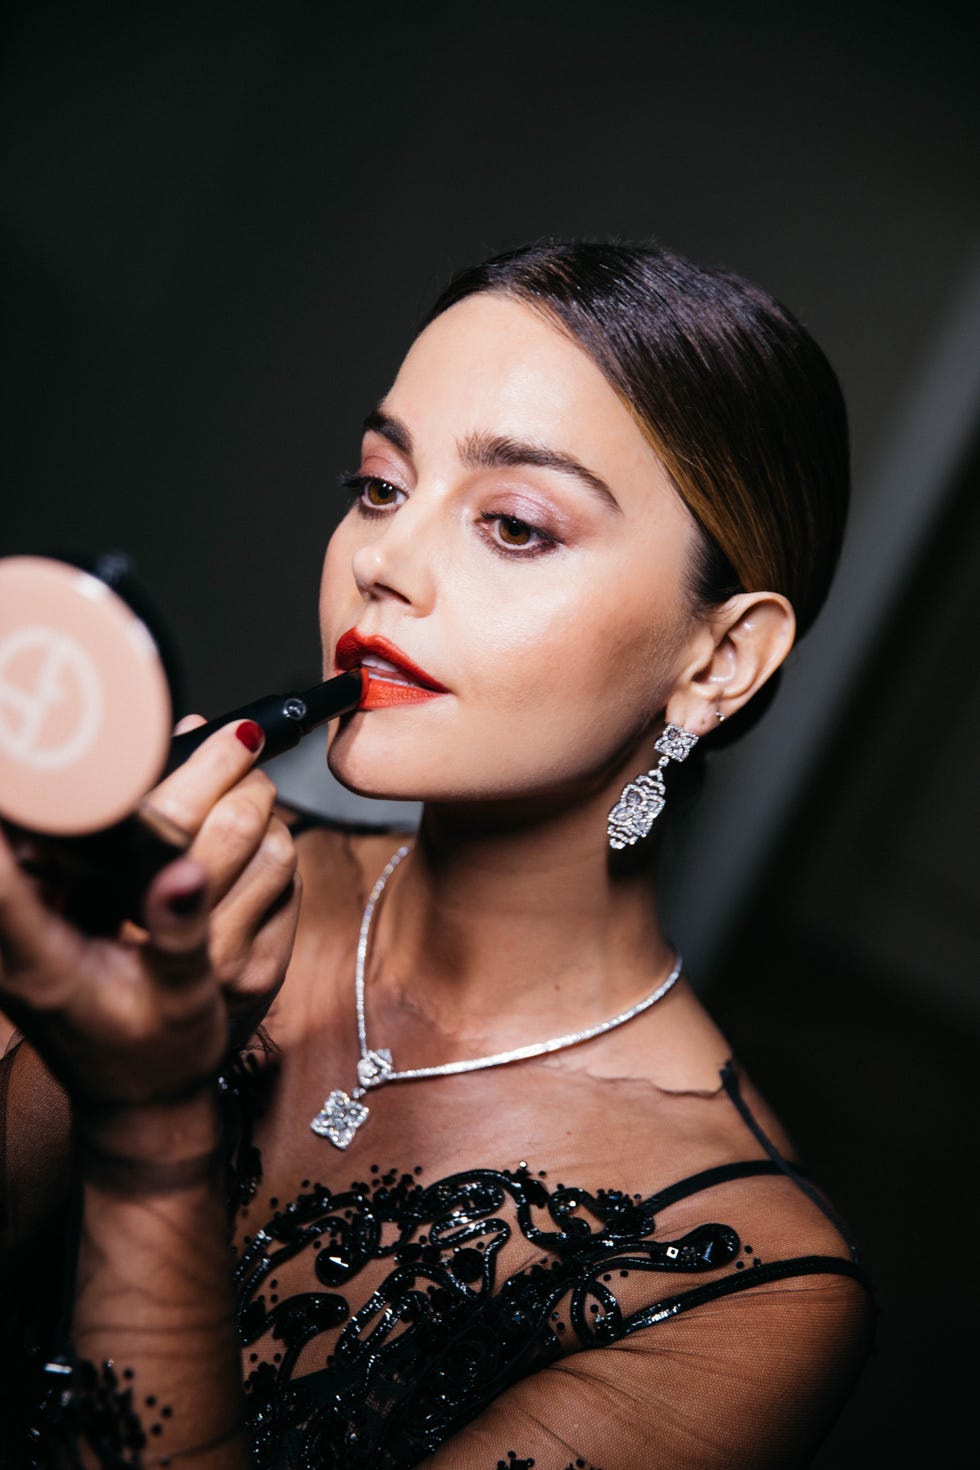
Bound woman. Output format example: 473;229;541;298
0;241;874;1469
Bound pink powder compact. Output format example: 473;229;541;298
0;553;361;930
0;555;175;836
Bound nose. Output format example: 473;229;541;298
350;498;438;615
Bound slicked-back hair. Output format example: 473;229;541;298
423;240;849;643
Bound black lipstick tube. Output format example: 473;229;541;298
164;669;364;775
23;669;365;932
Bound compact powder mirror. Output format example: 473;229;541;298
0;551;362;930
0;554;176;837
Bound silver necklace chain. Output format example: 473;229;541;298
311;842;683;1148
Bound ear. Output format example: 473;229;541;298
666;592;796;737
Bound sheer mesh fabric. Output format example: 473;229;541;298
0;1032;77;1468
0;828;874;1469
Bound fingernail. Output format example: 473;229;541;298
167;886;205;917
235;719;265;753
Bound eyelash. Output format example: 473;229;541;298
339;473;559;559
340;473;403;518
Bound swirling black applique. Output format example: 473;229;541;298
234;1164;741;1469
30;1357;152;1470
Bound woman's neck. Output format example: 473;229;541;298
367;796;676;1046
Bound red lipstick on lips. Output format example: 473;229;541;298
335;630;450;711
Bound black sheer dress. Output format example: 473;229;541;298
0;828;875;1469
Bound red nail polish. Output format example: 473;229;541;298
235;719;264;753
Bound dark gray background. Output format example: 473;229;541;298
3;2;978;1463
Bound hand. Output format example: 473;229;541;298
0;829;222;1108
0;720;296;1108
151;715;301;1047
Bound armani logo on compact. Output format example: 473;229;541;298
0;625;103;771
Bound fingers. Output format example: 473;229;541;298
141;856;212;987
219;875;302;1048
209;820;299;978
210;811;297;923
1;824;227;1108
0;823;81;995
173;712;207;736
0;821;49;964
190;771;280;905
145;719;267;843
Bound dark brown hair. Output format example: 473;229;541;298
423;239;850;644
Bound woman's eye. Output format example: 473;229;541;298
497;516;533;546
341;474;404;514
481;512;555;556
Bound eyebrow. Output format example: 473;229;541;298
362;407;412;455
362;408;622;513
460;431;622;512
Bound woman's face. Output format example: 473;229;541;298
320;293;706;807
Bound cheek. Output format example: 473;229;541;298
458;561;683;717
321;523;690;801
319;522;355;630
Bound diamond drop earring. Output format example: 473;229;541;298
607;723;700;850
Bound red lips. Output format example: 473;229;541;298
335;629;449;710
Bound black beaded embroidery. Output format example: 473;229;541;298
16;1064;870;1469
495;1456;602;1470
218;1041;278;1212
33;1357;148;1469
234;1163;740;1468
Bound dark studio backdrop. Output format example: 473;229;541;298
2;1;978;1463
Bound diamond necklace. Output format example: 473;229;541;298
310;842;684;1149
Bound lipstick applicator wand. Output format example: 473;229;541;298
163;669;364;776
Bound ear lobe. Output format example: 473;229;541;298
671;592;796;732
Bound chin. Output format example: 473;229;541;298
325;704;634;810
328;766;420;804
326;729;429;803
325;729;459;804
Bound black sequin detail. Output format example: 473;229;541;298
14;1059;871;1469
217;1045;276;1211
34;1356;147;1468
235;1163;740;1468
